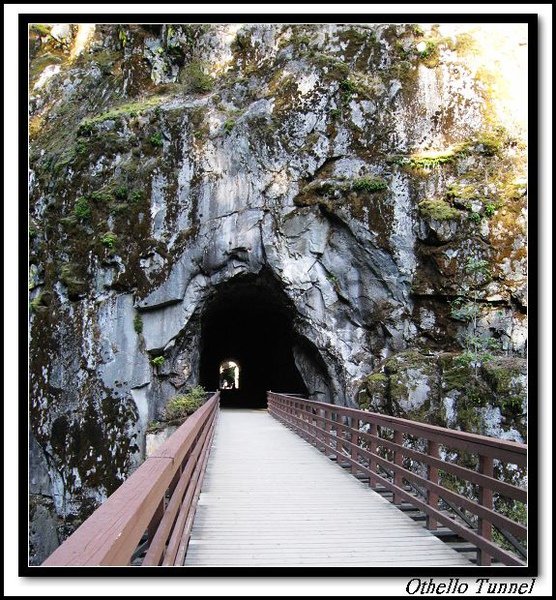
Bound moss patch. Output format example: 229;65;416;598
78;96;164;134
180;61;214;93
418;199;461;221
352;176;388;193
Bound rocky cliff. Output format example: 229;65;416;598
28;22;528;563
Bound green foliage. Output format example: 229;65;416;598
313;53;350;79
29;292;46;313
146;420;165;433
130;190;145;203
100;232;118;249
474;133;502;156
118;28;128;48
149;131;164;147
456;336;498;368
450;299;480;322
500;394;523;414
29;225;38;239
133;314;143;334
410;24;424;37
114;185;128;201
75;139;88;155
465;257;490;277
352;176;388;193
446;183;478;202
484;203;497;217
339;79;358;95
151;356;165;367
417;40;437;59
292;32;312;46
232;30;252;53
73;197;91;220
110;202;129;216
468;210;482;223
339;78;361;104
393;131;503;173
451;251;496;373
394;41;411;60
30;24;51;36
182;61;214;93
396;150;457;169
77;97;164;135
330;108;342;120
164;386;206;422
60;264;86;298
223;118;235;134
418;199;460;221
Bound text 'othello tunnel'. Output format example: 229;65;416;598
199;273;308;408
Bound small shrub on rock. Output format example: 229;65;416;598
164;386;206;422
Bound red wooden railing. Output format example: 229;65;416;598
268;392;527;566
43;392;219;566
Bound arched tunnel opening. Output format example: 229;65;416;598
199;271;309;408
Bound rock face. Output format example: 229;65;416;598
28;23;528;562
358;351;527;443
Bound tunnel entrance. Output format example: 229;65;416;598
199;272;308;408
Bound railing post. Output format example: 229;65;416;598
331;411;339;461
307;403;315;445
304;402;311;442
324;409;331;455
427;440;440;530
478;454;494;566
147;499;165;548
312;408;318;441
393;429;404;504
350;417;359;474
368;422;378;489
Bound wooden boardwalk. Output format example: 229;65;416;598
184;409;471;567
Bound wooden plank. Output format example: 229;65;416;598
184;409;469;567
174;415;218;565
275;408;527;542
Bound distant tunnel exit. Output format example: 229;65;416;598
199;272;308;408
219;360;240;389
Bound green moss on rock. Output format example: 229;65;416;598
180;61;214;93
352;176;388;193
77;97;164;134
418;199;461;221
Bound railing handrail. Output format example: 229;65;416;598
272;394;526;465
43;392;220;566
267;392;527;567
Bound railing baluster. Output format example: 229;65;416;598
368;421;378;489
350;417;359;475
478;455;494;566
324;410;332;456
147;499;164;543
427;440;440;530
393;429;404;504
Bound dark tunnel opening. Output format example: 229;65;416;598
199;272;308;408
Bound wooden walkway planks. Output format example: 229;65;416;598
184;409;471;567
